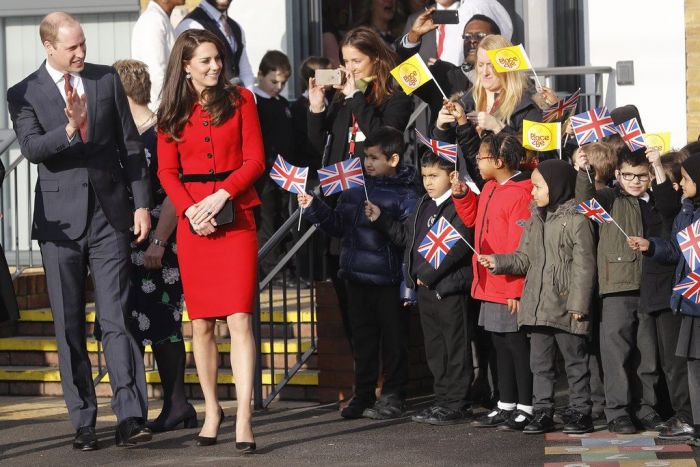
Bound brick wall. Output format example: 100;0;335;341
687;0;700;140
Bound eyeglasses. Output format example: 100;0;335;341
619;172;650;182
475;155;495;162
462;32;488;42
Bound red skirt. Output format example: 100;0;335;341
176;208;257;319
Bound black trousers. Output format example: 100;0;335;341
587;298;605;415
417;287;472;409
491;330;532;406
688;358;700;424
652;309;692;421
345;280;408;401
255;178;290;275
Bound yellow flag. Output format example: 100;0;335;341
523;120;560;151
643;132;672;154
487;44;532;73
390;54;435;95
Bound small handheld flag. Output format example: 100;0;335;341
643;132;672;155
415;129;457;164
318;157;366;197
522;120;560;151
576;198;629;239
677;219;700;272
418;217;465;269
390;54;445;98
570;107;617;146
486;44;543;89
269;155;308;194
616;118;646;152
542;88;581;123
674;271;700;304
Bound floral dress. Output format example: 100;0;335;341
127;124;185;347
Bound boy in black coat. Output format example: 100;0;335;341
298;127;420;419
366;150;474;425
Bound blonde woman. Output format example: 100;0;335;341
434;34;543;189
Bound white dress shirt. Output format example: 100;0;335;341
131;1;176;111
174;0;254;88
45;62;85;142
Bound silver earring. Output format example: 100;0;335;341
186;72;192;80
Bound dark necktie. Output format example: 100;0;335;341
63;73;88;142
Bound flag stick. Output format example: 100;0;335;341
576;140;593;184
363;183;370;202
609;217;630;240
298;207;303;231
461;237;478;256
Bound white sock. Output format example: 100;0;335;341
517;404;533;415
497;401;516;412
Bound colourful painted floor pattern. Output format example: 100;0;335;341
544;430;697;467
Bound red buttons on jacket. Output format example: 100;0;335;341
207;153;213;159
204;137;210;142
208;169;214;174
203;121;209;126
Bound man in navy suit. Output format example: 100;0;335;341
7;12;153;451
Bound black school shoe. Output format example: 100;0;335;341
340;398;375;419
500;409;533;431
658;416;696;440
638;412;666;431
412;406;438;424
608;415;637;434
424;406;473;426
362;395;406;420
523;410;555;435
563;411;594;434
472;408;514;428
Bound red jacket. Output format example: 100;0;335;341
157;87;265;217
453;173;533;304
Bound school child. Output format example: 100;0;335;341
572;142;617;190
451;131;535;430
253;50;295;277
576;148;665;434
298;127;419;419
627;148;692;439
479;160;596;434
364;150;474;425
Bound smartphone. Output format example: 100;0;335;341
315;69;343;86
431;10;459;24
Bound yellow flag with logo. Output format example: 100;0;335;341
390;54;436;95
487;44;532;73
523;120;560;151
643;132;672;154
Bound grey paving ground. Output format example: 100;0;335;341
0;396;697;466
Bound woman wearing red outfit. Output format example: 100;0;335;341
157;29;264;451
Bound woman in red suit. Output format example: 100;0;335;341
157;29;264;452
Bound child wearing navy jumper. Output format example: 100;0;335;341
298;127;419;419
365;150;474;425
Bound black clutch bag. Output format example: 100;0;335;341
189;200;235;234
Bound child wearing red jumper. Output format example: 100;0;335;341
451;131;534;430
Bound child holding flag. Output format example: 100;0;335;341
364;150;475;425
451;132;535;430
298;127;419;419
479;160;596;434
576;148;666;434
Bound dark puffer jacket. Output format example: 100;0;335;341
374;193;473;299
303;166;420;285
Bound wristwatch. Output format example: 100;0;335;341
151;238;168;247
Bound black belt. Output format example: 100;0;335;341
179;170;233;183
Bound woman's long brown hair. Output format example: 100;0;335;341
339;26;399;105
157;29;241;140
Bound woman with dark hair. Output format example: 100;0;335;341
157;29;265;452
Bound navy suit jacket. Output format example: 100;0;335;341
7;62;151;241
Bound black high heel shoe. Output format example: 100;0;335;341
235;441;256;454
195;407;224;446
147;404;198;433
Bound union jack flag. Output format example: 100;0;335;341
616;118;647;151
269;155;308;194
677;219;700;272
575;198;613;225
570;107;617;146
317;157;366;196
674;271;700;304
417;217;463;269
542;88;581;123
415;129;458;164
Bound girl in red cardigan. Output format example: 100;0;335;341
452;132;534;430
